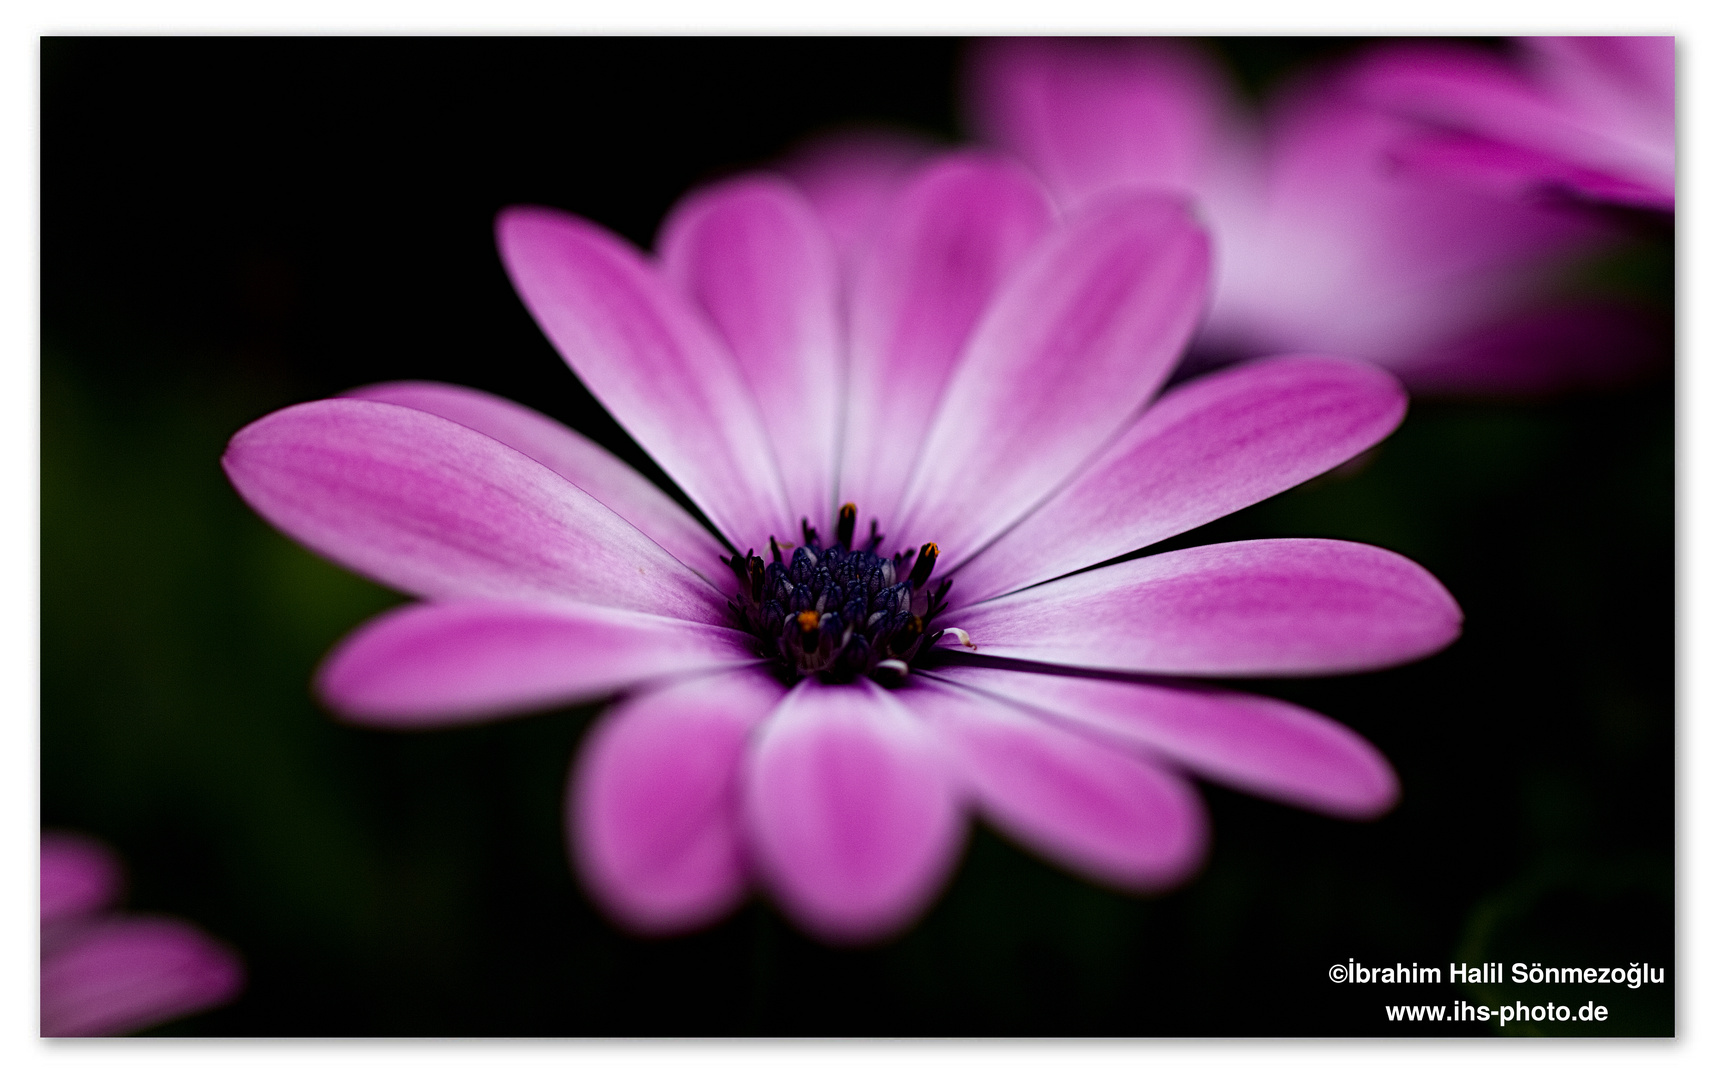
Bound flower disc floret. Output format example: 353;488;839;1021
725;504;951;685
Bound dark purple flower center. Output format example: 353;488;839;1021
723;503;954;686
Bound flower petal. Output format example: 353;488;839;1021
900;679;1206;890
837;152;1055;534
776;127;937;265
223;398;727;622
41;916;243;1037
659;176;842;526
742;679;964;942
343;381;732;587
965;37;1248;213
895;192;1210;562
316;599;758;727
951;355;1406;602
496;205;791;548
1529;36;1675;120
1353;40;1673;209
1385;128;1672;212
932;666;1398;818
1203;71;1614;376
570;668;784;935
946;538;1462;677
41;833;123;926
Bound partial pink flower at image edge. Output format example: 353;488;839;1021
41;832;243;1037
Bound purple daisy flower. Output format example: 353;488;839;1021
221;152;1460;943
966;37;1666;396
41;833;243;1036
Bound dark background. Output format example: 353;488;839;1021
41;37;1674;1035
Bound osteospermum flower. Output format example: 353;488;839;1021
222;152;1461;942
41;833;243;1036
967;37;1663;395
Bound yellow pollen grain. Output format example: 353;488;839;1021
797;610;820;632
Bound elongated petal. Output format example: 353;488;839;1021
41;834;122;926
900;680;1205;890
952;355;1406;601
223;398;727;623
947;538;1461;677
496;206;791;548
932;667;1398;818
41;916;243;1037
659;176;842;525
1530;36;1674;117
776;127;937;265
838;152;1055;533
343;381;732;586
570;669;784;935
1386;129;1672;211
743;680;964;942
896;192;1210;562
317;599;758;727
1354;40;1673;209
966;37;1246;212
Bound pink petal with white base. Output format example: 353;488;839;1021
223;398;726;623
896;192;1210;558
660;176;843;524
317;599;758;727
497;206;791;546
41;916;243;1037
947;538;1461;677
900;679;1206;890
344;381;732;586
571;668;785;934
838;153;1055;532
743;680;964;942
952;355;1405;601
933;667;1398;818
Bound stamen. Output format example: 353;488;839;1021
836;503;857;549
889;614;923;654
797;608;821;652
745;553;766;601
908;543;939;589
940;627;974;649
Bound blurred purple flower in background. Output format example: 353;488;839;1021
967;36;1672;396
1351;37;1674;212
41;833;243;1036
222;150;1460;943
